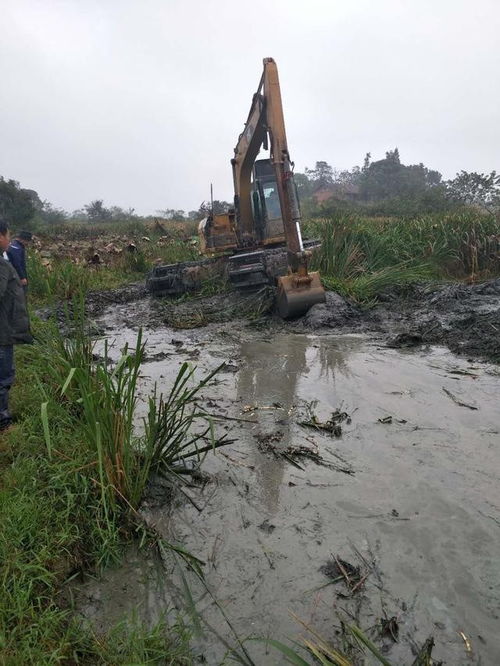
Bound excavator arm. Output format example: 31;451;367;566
232;57;325;317
149;58;324;319
232;58;302;254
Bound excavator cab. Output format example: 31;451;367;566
251;159;285;243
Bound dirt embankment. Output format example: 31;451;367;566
43;277;500;363
300;278;500;362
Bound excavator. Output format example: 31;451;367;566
147;57;325;318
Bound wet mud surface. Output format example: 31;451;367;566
74;294;500;665
300;278;500;363
79;276;500;363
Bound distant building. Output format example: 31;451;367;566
313;183;361;204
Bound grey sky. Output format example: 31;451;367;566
1;0;499;215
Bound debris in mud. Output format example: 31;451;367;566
302;290;362;328
295;277;500;364
299;402;351;437
258;519;276;534
254;431;284;448
378;415;408;424
320;556;360;582
169;310;208;329
319;555;367;595
380;615;400;642
242;402;284;415
254;432;354;474
442;387;478;410
411;636;443;666
387;332;424;348
142;350;171;362
220;363;239;373
159;287;275;330
458;631;473;659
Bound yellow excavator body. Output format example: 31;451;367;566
149;58;325;319
199;58;325;318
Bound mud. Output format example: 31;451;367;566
299;279;500;363
75;276;500;363
74;299;500;665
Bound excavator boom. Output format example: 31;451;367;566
230;57;325;317
148;58;325;318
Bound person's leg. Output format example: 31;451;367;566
0;345;15;430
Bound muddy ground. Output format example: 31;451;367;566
71;282;500;665
82;277;500;363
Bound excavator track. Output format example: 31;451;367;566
146;240;321;297
146;256;223;297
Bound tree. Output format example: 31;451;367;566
0;177;37;226
359;148;442;201
385;147;400;163
198;200;231;216
157;209;187;220
39;201;67;225
446;170;500;213
84;199;112;222
304;161;335;190
294;172;313;199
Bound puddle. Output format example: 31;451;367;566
76;306;500;664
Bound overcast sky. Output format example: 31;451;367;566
1;0;499;215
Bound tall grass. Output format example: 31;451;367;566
307;211;500;301
39;300;226;513
27;253;135;300
0;299;225;662
27;236;200;303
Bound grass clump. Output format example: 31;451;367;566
28;253;138;302
307;211;500;302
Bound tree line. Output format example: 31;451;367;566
1;149;499;227
295;150;500;217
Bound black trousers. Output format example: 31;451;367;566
0;345;14;429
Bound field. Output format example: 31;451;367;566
24;210;500;305
1;210;500;664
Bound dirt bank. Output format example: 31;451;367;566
300;279;500;362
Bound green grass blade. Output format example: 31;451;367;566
60;367;76;396
347;625;394;666
252;639;311;665
40;402;52;459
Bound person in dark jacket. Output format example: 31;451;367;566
8;230;32;288
0;220;33;431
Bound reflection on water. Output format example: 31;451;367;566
78;318;500;664
236;335;357;512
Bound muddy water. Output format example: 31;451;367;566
77;305;500;665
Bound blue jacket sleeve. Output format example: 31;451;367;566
8;244;27;280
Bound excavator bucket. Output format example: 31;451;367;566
276;271;325;319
